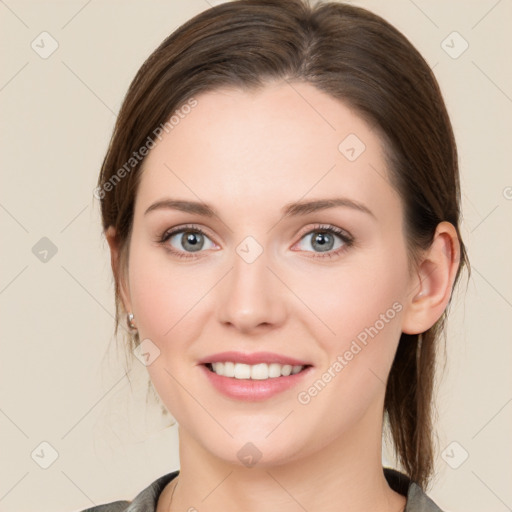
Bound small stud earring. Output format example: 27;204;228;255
127;312;137;330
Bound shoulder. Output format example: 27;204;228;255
79;502;130;512
76;470;179;512
406;482;445;512
384;467;445;512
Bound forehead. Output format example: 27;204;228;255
135;81;399;221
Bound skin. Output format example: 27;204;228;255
106;81;460;512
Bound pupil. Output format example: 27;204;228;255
314;232;333;252
183;232;203;252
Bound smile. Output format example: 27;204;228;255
205;362;309;380
200;363;314;401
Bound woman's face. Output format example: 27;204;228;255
122;81;417;466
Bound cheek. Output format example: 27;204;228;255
129;259;175;340
127;239;205;348
297;244;408;409
127;244;207;417
297;247;408;346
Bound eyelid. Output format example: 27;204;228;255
294;223;353;242
159;224;217;247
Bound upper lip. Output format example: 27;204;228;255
198;351;312;366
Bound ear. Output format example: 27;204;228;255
401;221;461;335
105;227;132;314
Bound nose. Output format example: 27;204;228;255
216;243;287;333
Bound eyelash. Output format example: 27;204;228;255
157;223;354;260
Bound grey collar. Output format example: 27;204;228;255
121;468;444;512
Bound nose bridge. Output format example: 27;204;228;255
216;235;285;331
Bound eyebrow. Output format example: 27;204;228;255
144;197;375;220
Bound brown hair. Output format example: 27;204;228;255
97;0;469;489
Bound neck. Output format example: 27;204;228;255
163;402;406;512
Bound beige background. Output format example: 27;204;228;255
1;0;511;511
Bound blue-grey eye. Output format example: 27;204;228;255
168;230;214;253
297;230;346;253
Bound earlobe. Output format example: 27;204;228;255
401;221;460;335
105;227;132;314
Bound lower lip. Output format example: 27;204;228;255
199;364;313;401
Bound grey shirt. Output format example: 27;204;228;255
79;468;444;512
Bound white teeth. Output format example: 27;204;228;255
234;362;251;379
251;363;269;380
268;363;282;378
209;362;305;379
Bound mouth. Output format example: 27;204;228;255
203;362;313;380
197;351;314;400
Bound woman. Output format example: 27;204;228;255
85;0;469;510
